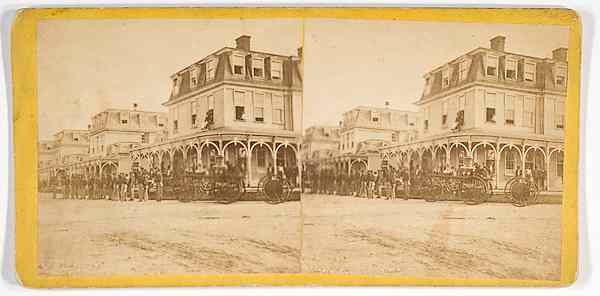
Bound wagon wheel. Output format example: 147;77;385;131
463;176;488;205
505;177;532;207
263;179;284;204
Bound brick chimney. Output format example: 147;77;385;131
490;35;506;51
235;35;251;51
552;48;568;62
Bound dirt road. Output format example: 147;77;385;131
301;194;562;280
38;194;301;275
38;193;562;280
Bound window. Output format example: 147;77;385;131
485;92;496;123
254;93;265;122
458;95;466;112
555;100;565;129
424;76;432;95
232;55;245;75
392;133;398;142
172;106;179;134
458;60;468;81
555;153;564;177
505;95;515;125
423;107;430;131
205;95;215;126
190;67;199;87
234;91;245;121
272;95;284;124
120;111;128;124
191;101;198;128
505;150;516;171
141;132;150;144
505;58;517;80
206;59;215;81
441;100;448;126
555;65;567;87
524;97;535;127
253;57;264;78
524;61;536;82
271;60;282;80
257;149;266;168
442;68;450;88
171;77;180;96
486;55;499;77
371;111;380;122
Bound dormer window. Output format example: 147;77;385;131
505;58;517;80
555;65;567;87
190;67;199;87
171;76;181;96
486;55;499;77
271;60;282;80
232;55;245;75
206;59;215;81
524;61;536;82
424;76;432;95
442;68;450;88
253;57;264;78
458;60;468;81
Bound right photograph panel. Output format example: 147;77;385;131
300;19;568;280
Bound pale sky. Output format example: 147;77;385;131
37;19;569;139
37;19;302;139
303;19;569;128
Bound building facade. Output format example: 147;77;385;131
130;35;303;186
380;36;566;192
83;107;168;175
300;125;341;165
37;129;89;183
336;105;417;173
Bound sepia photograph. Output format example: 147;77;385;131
300;19;568;280
32;13;571;283
36;19;304;275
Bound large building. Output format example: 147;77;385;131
336;105;417;172
130;35;303;186
380;36;566;192
37;129;89;183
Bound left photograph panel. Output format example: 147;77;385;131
36;19;304;276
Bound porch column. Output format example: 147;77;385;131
545;155;551;191
494;151;500;189
246;144;252;187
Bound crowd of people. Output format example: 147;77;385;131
302;161;499;199
39;160;300;202
303;159;548;200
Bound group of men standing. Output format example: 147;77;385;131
46;168;163;202
305;165;411;199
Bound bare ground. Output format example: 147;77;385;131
300;194;562;280
38;193;561;280
37;194;301;276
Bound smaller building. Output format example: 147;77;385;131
300;125;341;165
78;106;167;176
37;129;89;184
336;105;417;173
